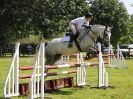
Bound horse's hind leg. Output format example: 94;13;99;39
45;54;62;65
45;57;54;65
54;54;62;61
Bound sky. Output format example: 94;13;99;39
120;0;133;15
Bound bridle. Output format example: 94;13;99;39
96;25;109;44
78;25;109;45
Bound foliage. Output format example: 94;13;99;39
30;0;89;37
0;0;89;39
0;0;89;56
120;15;133;43
89;0;130;45
18;35;45;44
128;15;133;43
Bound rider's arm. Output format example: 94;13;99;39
85;21;89;27
85;18;92;27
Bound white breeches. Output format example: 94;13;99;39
69;22;77;35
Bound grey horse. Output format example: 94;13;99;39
45;25;111;65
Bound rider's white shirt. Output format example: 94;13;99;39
71;17;89;32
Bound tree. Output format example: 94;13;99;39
89;0;129;45
0;0;89;56
0;0;34;56
125;15;133;43
31;0;89;37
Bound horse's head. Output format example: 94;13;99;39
92;25;111;47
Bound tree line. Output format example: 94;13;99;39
0;0;133;56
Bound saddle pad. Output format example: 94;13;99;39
61;34;70;42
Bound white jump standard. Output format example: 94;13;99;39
108;44;117;68
108;44;127;68
3;42;113;99
116;44;127;68
98;43;108;88
3;43;20;98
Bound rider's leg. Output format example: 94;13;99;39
68;22;77;48
69;22;77;35
68;34;73;48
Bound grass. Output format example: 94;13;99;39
0;55;133;99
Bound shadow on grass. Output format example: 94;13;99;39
90;86;115;89
46;85;90;95
46;89;75;95
106;67;119;69
0;96;9;99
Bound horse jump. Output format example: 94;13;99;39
108;44;127;68
85;44;127;68
3;42;110;99
3;43;86;98
29;43;109;99
29;43;87;99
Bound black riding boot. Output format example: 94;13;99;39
68;32;74;48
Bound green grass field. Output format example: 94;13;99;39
0;56;133;99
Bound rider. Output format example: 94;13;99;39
68;12;93;48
